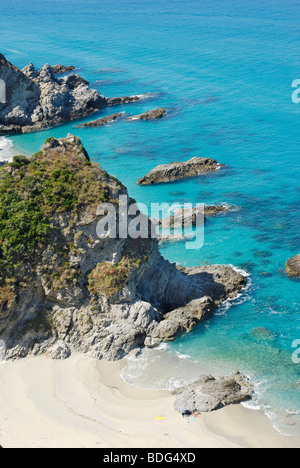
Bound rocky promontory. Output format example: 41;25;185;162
173;372;253;414
0;135;246;362
286;255;300;277
137;157;224;185
0;53;152;135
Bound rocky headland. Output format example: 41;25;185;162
137;157;224;185
152;205;230;229
0;53;152;135
51;65;76;74
0;134;247;363
286;255;300;277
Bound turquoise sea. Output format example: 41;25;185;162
1;0;300;435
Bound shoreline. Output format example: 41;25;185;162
0;354;298;448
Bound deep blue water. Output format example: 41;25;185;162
1;0;300;434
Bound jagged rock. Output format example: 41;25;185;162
51;65;75;74
75;112;123;128
173;372;254;414
65;74;89;90
0;136;246;362
137;157;224;185
286;255;300;277
126;108;166;121
152;205;229;229
106;93;152;106
0;54;155;135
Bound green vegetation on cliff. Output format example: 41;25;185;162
0;137;113;287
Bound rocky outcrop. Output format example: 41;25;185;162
286;255;300;277
0;54;153;135
0;135;246;362
137;157;224;185
75;113;124;128
152;205;229;229
126;108;166;121
173;372;253;414
51;65;75;75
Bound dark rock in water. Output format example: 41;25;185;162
75;113;123;128
126;108;166;121
137;157;224;185
0;135;246;362
106;93;152;106
286;255;300;277
170;191;186;197
152;205;230;229
51;65;75;74
258;271;273;278
65;74;89;89
233;252;243;258
0;54;107;134
173;372;253;414
253;250;273;259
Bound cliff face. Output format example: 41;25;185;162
0;135;246;361
0;54;106;134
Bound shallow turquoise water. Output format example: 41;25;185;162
1;0;300;434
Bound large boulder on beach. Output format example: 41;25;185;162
137;157;224;185
286;255;300;277
173;372;254;414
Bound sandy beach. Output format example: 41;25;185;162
0;354;298;449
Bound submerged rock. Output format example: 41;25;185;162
250;327;278;343
75;113;124;128
137;157;224;185
0;135;246;362
173;372;254;414
106;93;152;106
286;255;300;277
126;108;166;121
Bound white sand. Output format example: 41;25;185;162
0;354;298;448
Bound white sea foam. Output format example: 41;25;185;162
0;137;15;162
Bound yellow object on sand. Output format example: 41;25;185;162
155;416;168;420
